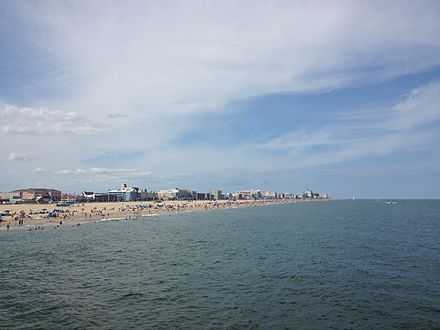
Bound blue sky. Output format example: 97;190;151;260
1;1;440;198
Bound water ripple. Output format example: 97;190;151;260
1;200;440;328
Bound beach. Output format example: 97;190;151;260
0;199;302;231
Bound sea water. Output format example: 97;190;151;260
1;200;439;328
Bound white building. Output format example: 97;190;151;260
235;189;262;200
158;188;194;200
208;188;223;200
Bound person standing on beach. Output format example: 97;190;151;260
7;223;10;231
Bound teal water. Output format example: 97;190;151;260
1;200;440;329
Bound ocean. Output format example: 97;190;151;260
1;200;439;329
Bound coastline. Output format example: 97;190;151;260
0;199;329;232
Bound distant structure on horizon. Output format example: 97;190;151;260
208;188;223;201
0;188;61;204
235;190;263;200
0;183;328;205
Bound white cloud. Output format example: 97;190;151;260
107;113;129;119
260;80;440;167
89;168;137;174
0;104;107;135
126;170;153;178
12;1;440;120
5;2;440;142
57;169;74;175
390;82;440;130
32;168;46;172
7;152;31;161
56;168;128;175
1;2;440;195
55;167;150;177
261;130;356;151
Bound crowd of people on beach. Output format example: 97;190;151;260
0;198;296;231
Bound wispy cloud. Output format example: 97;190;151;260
7;152;31;161
389;81;440;130
89;168;137;174
11;1;440;120
56;167;151;177
31;168;46;173
0;104;107;135
261;130;355;151
107;113;129;119
56;169;87;175
260;80;440;167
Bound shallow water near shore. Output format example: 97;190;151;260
1;200;440;329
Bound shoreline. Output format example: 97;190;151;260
0;199;329;232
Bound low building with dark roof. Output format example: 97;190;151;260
11;188;62;202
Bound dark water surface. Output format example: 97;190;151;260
1;200;440;329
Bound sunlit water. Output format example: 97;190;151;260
1;200;439;329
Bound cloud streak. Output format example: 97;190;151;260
260;80;440;168
12;1;440;118
7;152;31;161
390;82;440;130
56;167;152;177
0;104;107;135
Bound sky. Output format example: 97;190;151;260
1;1;440;198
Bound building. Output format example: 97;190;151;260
195;192;208;200
80;184;143;203
158;189;178;200
223;192;234;200
158;188;194;200
264;191;277;199
81;191;123;202
60;193;77;204
264;191;295;199
8;188;62;203
284;193;295;199
81;191;108;202
140;190;158;201
303;189;314;199
208;188;223;200
107;183;142;202
276;192;285;199
235;189;262;200
297;189;322;199
0;191;21;204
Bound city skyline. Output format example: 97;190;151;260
1;1;440;199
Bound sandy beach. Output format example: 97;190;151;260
0;199;304;231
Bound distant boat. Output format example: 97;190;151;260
352;196;355;200
384;201;397;204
